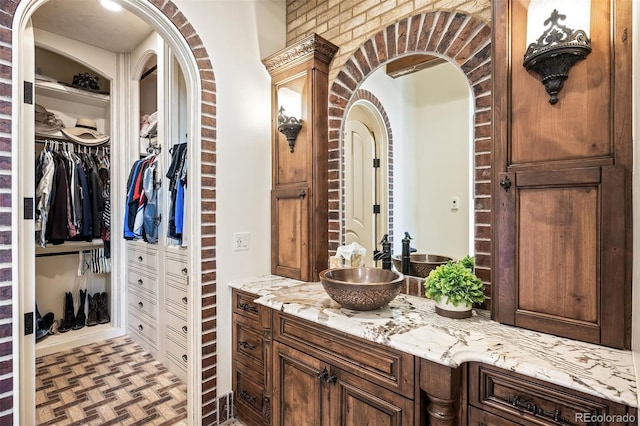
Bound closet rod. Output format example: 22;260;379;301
141;65;157;81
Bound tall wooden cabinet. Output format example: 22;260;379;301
262;34;338;282
492;0;632;349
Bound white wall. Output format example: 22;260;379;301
175;0;286;394
360;61;471;258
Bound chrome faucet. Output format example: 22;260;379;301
373;234;392;270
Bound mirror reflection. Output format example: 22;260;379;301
343;55;474;268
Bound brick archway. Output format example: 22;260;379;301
327;11;493;305
1;1;218;424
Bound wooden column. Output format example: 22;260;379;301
420;359;462;425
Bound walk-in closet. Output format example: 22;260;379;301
19;1;197;423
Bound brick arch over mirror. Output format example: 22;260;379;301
1;1;218;424
328;10;493;306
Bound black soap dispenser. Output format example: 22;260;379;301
401;232;412;275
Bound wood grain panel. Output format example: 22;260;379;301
510;1;612;164
271;187;309;280
517;186;598;322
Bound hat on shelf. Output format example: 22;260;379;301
140;111;158;138
34;104;65;135
61;118;110;146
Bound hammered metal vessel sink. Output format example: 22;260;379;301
391;253;455;278
319;267;405;311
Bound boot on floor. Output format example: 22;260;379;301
59;292;75;333
97;292;110;324
73;289;87;330
86;293;98;326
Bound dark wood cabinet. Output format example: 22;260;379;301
263;34;338;282
492;0;632;349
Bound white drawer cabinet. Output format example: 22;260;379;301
127;244;159;273
128;311;158;349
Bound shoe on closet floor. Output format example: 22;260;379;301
72;289;87;330
35;304;53;341
59;292;75;333
86;293;98;327
97;292;110;324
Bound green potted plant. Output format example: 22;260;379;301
423;255;485;318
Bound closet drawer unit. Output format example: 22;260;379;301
166;253;188;285
128;289;158;320
127;269;157;296
166;282;188;313
166;309;188;343
165;333;188;370
128;311;158;349
127;244;159;273
468;363;632;426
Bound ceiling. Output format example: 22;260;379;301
31;0;154;53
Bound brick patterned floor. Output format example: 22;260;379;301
36;335;187;425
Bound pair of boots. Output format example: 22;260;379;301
60;290;88;333
87;292;110;326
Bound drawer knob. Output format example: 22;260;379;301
182;325;188;333
182;296;188;304
137;279;143;285
138;324;144;331
182;354;188;362
238;302;258;313
239;390;257;404
239;341;256;351
138;256;143;262
138;301;144;308
181;267;188;275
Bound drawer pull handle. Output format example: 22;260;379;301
239;390;257;404
138;301;144;308
503;395;567;423
182;325;188;333
182;296;188;304
238;302;258;313
239;341;256;351
182;354;188;362
137;279;143;285
138;324;144;331
138;256;143;262
181;267;188;275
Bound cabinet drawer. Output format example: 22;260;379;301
166;282;188;312
234;315;264;368
468;363;632;426
128;311;158;349
127;269;157;296
166;333;188;370
127;244;158;272
273;311;414;398
128;289;158;319
166;309;188;341
233;290;261;322
166;253;188;284
468;406;521;426
234;365;265;415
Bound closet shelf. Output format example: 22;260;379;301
35;80;110;108
35;239;105;256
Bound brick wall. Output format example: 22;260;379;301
1;1;219;424
286;0;494;307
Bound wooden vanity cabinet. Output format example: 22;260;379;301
467;363;637;426
232;289;273;425
271;310;417;425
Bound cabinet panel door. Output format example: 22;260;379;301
271;187;310;280
330;367;413;426
494;166;626;347
272;341;329;426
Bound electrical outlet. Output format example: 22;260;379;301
233;232;250;251
450;197;460;211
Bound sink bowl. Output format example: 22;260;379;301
319;267;405;311
391;253;455;278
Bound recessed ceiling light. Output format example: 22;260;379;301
100;0;123;12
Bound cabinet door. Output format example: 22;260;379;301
494;166;626;347
271;187;310;280
272;341;330;426
329;366;413;426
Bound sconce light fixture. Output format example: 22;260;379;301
277;87;303;153
523;1;591;104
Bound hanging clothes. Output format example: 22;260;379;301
124;151;161;243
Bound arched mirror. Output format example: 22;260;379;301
343;55;474;265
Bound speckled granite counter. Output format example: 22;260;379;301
229;274;638;408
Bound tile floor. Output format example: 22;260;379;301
35;335;187;425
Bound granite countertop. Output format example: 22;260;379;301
229;274;638;408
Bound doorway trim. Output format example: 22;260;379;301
9;1;216;425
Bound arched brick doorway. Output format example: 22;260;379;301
327;11;493;305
